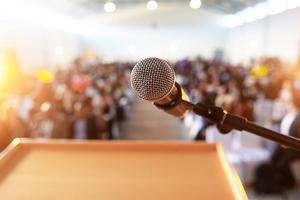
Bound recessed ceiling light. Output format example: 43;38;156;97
147;0;158;10
190;0;202;9
104;2;116;13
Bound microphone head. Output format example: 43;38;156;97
130;57;175;101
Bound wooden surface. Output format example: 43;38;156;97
0;139;247;200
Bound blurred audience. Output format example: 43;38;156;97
175;56;300;193
1;53;300;194
0;55;134;151
175;57;290;140
0;54;300;146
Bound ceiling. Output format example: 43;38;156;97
27;0;265;18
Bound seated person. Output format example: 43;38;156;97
70;98;99;139
271;81;300;189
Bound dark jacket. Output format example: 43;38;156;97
70;115;99;139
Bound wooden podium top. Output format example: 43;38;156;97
0;139;247;200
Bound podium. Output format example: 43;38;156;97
0;138;247;200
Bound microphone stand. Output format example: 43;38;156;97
181;100;300;150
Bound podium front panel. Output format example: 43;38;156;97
0;139;247;200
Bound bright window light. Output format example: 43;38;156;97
170;43;179;52
267;0;287;15
254;3;267;19
243;7;256;23
226;0;298;28
224;15;238;28
189;0;202;9
0;57;4;85
104;2;116;13
147;0;158;10
287;0;300;9
128;45;136;54
248;40;259;49
0;1;95;35
55;47;65;57
234;12;245;26
224;11;246;28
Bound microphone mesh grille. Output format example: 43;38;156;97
130;57;175;101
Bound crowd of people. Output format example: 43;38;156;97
175;57;289;140
1;55;300;145
1;53;300;191
174;56;300;192
0;56;135;150
1;54;299;143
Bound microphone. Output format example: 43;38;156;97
130;57;191;117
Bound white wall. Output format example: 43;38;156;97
0;22;84;72
84;25;225;62
81;4;227;62
225;7;300;65
2;2;300;69
0;3;227;70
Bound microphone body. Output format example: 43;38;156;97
130;57;190;117
153;82;190;117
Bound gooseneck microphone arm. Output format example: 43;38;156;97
155;83;300;150
163;83;300;150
